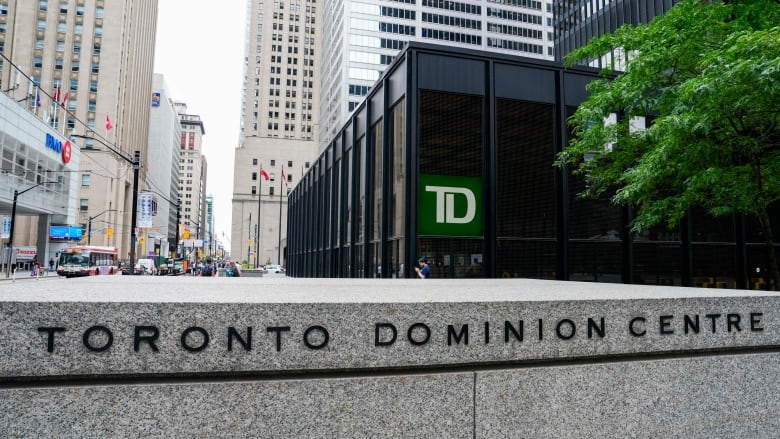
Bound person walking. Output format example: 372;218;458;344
414;257;430;279
200;258;216;277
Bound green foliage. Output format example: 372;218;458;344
557;0;780;233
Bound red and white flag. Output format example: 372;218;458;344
260;169;270;181
53;82;61;104
105;114;113;131
281;167;288;188
60;91;69;108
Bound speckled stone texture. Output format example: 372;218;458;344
0;277;777;378
1;277;778;437
475;352;780;438
0;372;474;438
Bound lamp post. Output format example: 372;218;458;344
87;209;118;245
5;180;57;277
72;134;140;275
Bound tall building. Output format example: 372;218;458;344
175;102;207;259
147;74;181;258
319;0;556;145
231;0;321;267
1;0;158;263
553;0;679;67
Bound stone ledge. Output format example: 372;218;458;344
0;277;776;379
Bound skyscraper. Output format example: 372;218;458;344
1;0;158;261
553;0;679;67
319;0;556;145
231;0;321;267
176;102;207;248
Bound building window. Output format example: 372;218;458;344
270;187;275;196
252;158;258;165
79;199;89;211
270;159;276;166
252;172;257;181
251;186;257;195
81;174;90;187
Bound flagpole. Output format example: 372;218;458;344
255;165;262;268
278;166;284;265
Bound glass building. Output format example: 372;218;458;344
286;42;778;289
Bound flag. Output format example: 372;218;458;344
53;82;61;104
34;89;41;108
105;114;113;131
281;167;288;188
60;91;69;108
260;169;270;181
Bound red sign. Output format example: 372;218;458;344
61;140;72;164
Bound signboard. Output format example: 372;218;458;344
418;174;482;237
137;193;154;228
151;91;161;107
1;217;10;239
49;225;84;241
15;246;37;261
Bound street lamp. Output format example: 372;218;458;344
71;133;140;275
87;209;118;245
5;180;58;277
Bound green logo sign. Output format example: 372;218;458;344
418;174;482;237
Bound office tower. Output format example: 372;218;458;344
319;0;557;145
176;102;207;246
1;0;158;261
147;74;181;257
553;0;679;67
231;0;321;267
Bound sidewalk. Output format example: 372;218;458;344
0;269;61;282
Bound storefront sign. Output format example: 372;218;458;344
418;174;482;236
45;133;72;164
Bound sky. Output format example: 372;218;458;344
153;0;246;253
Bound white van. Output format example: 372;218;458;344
135;258;155;275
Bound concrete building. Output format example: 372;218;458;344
231;0;321;267
176;102;207;262
319;0;556;146
0;0;156;266
146;74;181;258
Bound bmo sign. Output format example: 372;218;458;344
45;133;72;164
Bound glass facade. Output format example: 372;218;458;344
287;43;779;289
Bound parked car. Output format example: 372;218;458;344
265;264;283;273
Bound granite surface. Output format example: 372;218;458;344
476;352;780;438
0;372;473;438
0;277;777;379
1;277;778;437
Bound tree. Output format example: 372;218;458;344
556;0;780;289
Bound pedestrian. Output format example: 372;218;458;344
200;258;215;277
226;261;241;277
31;257;38;276
414;257;430;279
49;258;55;272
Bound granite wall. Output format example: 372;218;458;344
1;277;777;437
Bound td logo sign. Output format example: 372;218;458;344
419;174;482;237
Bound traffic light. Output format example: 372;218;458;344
106;227;113;238
139;236;145;245
184;229;190;239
